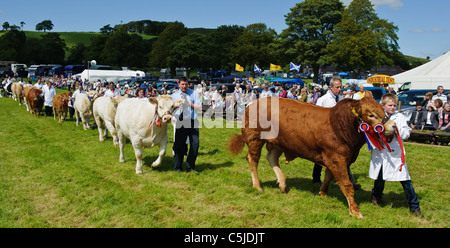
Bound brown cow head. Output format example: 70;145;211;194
349;92;396;136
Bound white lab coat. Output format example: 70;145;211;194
369;112;412;181
41;85;56;107
316;90;343;108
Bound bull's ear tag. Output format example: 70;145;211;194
155;117;161;127
352;107;358;116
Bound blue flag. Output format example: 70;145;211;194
254;64;262;74
290;62;301;72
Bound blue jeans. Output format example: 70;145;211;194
372;168;420;212
173;120;199;172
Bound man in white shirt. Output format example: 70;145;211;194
316;77;343;108
41;81;56;117
431;86;447;104
313;77;360;189
34;79;44;89
259;84;272;98
349;87;361;100
104;83;120;97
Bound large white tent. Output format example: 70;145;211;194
392;51;450;91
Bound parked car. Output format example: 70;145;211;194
397;89;450;120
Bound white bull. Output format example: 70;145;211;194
93;95;129;146
115;96;183;174
74;91;99;130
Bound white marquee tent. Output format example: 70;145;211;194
392;51;450;91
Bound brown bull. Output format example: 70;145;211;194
53;91;72;122
228;94;396;218
26;88;44;117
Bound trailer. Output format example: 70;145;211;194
79;69;145;83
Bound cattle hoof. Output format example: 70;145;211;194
352;212;364;219
151;163;160;168
136;170;143;175
319;191;328;198
119;157;125;163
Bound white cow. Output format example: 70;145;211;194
93;95;129;146
74;91;99;130
115;96;183;174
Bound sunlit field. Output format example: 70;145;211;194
0;94;448;228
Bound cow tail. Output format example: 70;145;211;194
228;134;245;155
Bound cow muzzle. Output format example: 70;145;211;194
161;112;173;123
383;119;396;136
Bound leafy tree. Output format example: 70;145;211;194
39;32;66;64
0;30;26;61
148;21;188;75
326;0;399;77
2;22;10;31
102;31;148;68
167;32;207;76
204;25;245;72
35;20;54;32
231;23;277;71
281;0;344;83
68;43;87;65
100;24;114;34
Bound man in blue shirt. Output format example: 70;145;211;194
171;77;202;172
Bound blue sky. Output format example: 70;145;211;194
1;0;449;60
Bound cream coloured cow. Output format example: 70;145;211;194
74;91;99;130
93;95;129;146
115;96;183;174
11;83;24;105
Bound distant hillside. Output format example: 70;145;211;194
21;31;157;49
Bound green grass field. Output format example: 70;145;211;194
0;93;448;228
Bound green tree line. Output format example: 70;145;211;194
0;0;413;81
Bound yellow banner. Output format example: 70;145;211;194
367;75;395;84
235;64;244;72
270;63;282;71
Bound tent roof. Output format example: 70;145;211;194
393;51;450;85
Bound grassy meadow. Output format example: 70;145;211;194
0;93;448;228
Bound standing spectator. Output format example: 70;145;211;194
278;85;287;98
349;87;361;100
34;79;44;89
42;81;56;117
356;85;366;99
431;86;447;104
260;84;272;98
370;93;422;217
104;83;119;97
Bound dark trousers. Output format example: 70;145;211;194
372;168;420;212
69;107;75;119
313;164;356;183
45;105;53;116
173;120;199;171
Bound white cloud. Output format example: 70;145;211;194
341;0;404;10
410;29;426;33
372;0;404;10
431;28;446;32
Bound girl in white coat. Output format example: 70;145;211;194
370;93;422;217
